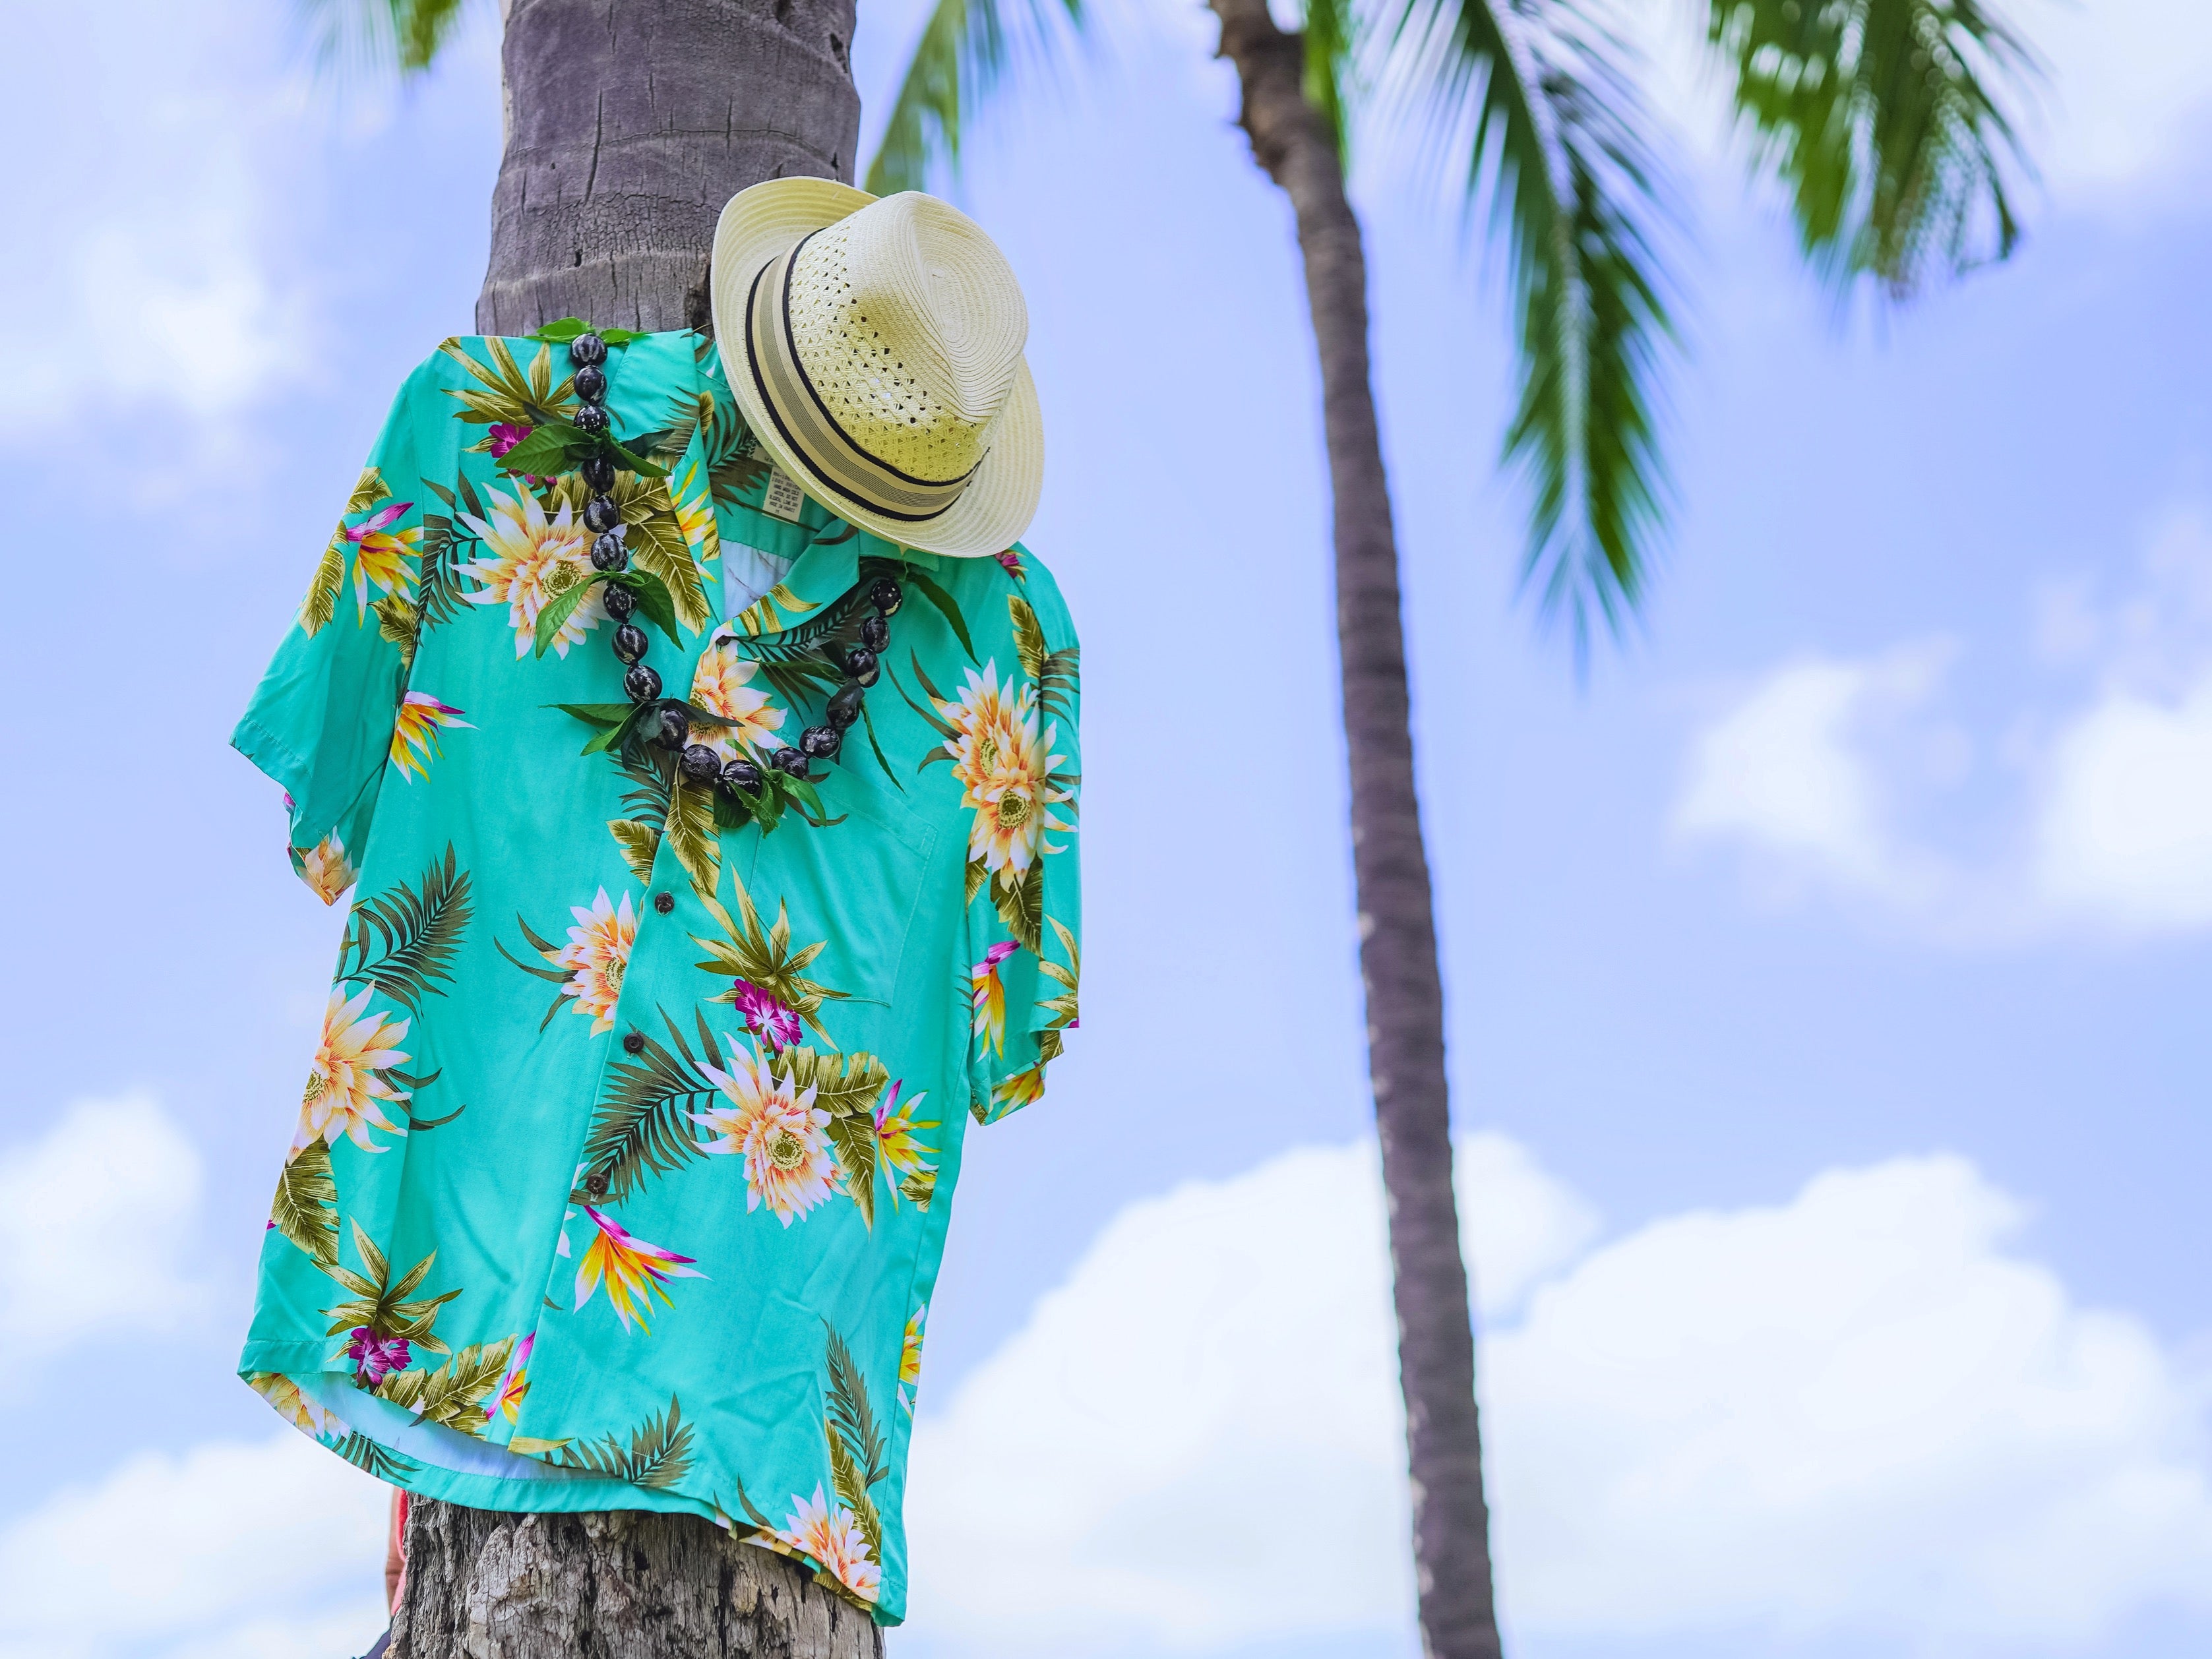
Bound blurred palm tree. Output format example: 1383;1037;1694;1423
866;1;2034;1655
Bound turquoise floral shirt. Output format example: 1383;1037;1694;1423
232;329;1080;1624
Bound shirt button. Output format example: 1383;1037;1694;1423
653;892;675;915
584;1173;609;1197
622;1031;644;1054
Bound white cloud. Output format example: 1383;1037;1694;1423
1672;639;1957;910
0;1093;206;1359
2034;672;2212;931
903;1133;1593;1652
5;3;315;441
899;1135;2212;1657
1675;507;2212;942
0;1431;388;1659
1487;1157;2212;1646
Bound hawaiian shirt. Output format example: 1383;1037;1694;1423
231;329;1080;1625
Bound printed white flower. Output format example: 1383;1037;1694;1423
691;1042;836;1226
549;888;636;1034
460;485;602;657
294;986;411;1156
756;1486;880;1603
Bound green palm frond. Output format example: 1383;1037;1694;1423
1706;0;2037;295
1390;0;1677;648
321;1219;462;1355
297;0;479;80
547;1395;697;1490
334;1430;419;1482
578;1008;733;1203
338;844;475;1013
865;0;1087;196
270;1140;340;1269
823;1326;888;1488
374;1335;515;1434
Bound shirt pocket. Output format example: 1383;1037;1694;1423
753;791;938;1008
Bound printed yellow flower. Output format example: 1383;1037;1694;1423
574;1207;705;1333
294;831;357;906
898;1306;926;1412
546;888;635;1034
988;1062;1049;1119
759;1486;880;1604
873;1079;938;1194
390;692;474;782
294;985;412;1156
459;484;602;657
935;661;1071;887
969;940;1017;1057
344;501;423;617
691;1043;836;1226
250;1371;340;1439
687;641;785;762
487;1332;535;1424
673;458;721;565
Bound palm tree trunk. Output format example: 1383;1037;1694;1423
476;0;863;334
398;4;877;1653
1206;2;1504;1655
390;1502;882;1657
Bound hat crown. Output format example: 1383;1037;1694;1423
784;194;1029;487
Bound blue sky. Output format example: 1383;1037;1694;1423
1;1;2208;1656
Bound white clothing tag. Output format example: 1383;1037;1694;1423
763;466;806;523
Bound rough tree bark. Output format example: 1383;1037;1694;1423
476;0;863;335
390;1504;882;1658
396;3;878;1653
1205;1;1504;1656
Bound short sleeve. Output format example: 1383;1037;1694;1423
231;362;436;905
964;549;1082;1124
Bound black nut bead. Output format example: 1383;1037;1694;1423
654;702;692;748
570;332;608;368
680;743;723;782
771;746;809;777
573;403;610;435
624;662;663;702
590;531;628;572
800;724;842;760
581;453;617;493
612;622;649;665
826;680;865;729
583;495;621;533
721;757;764;794
602;582;637;620
869;578;904;615
572;364;607;402
842;645;880;686
859;613;890;653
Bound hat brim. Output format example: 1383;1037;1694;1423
710;179;1043;560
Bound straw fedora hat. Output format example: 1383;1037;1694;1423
710;179;1043;558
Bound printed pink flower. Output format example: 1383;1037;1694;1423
995;548;1025;579
346;1327;411;1387
574;1207;706;1334
487;422;532;458
731;979;800;1050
